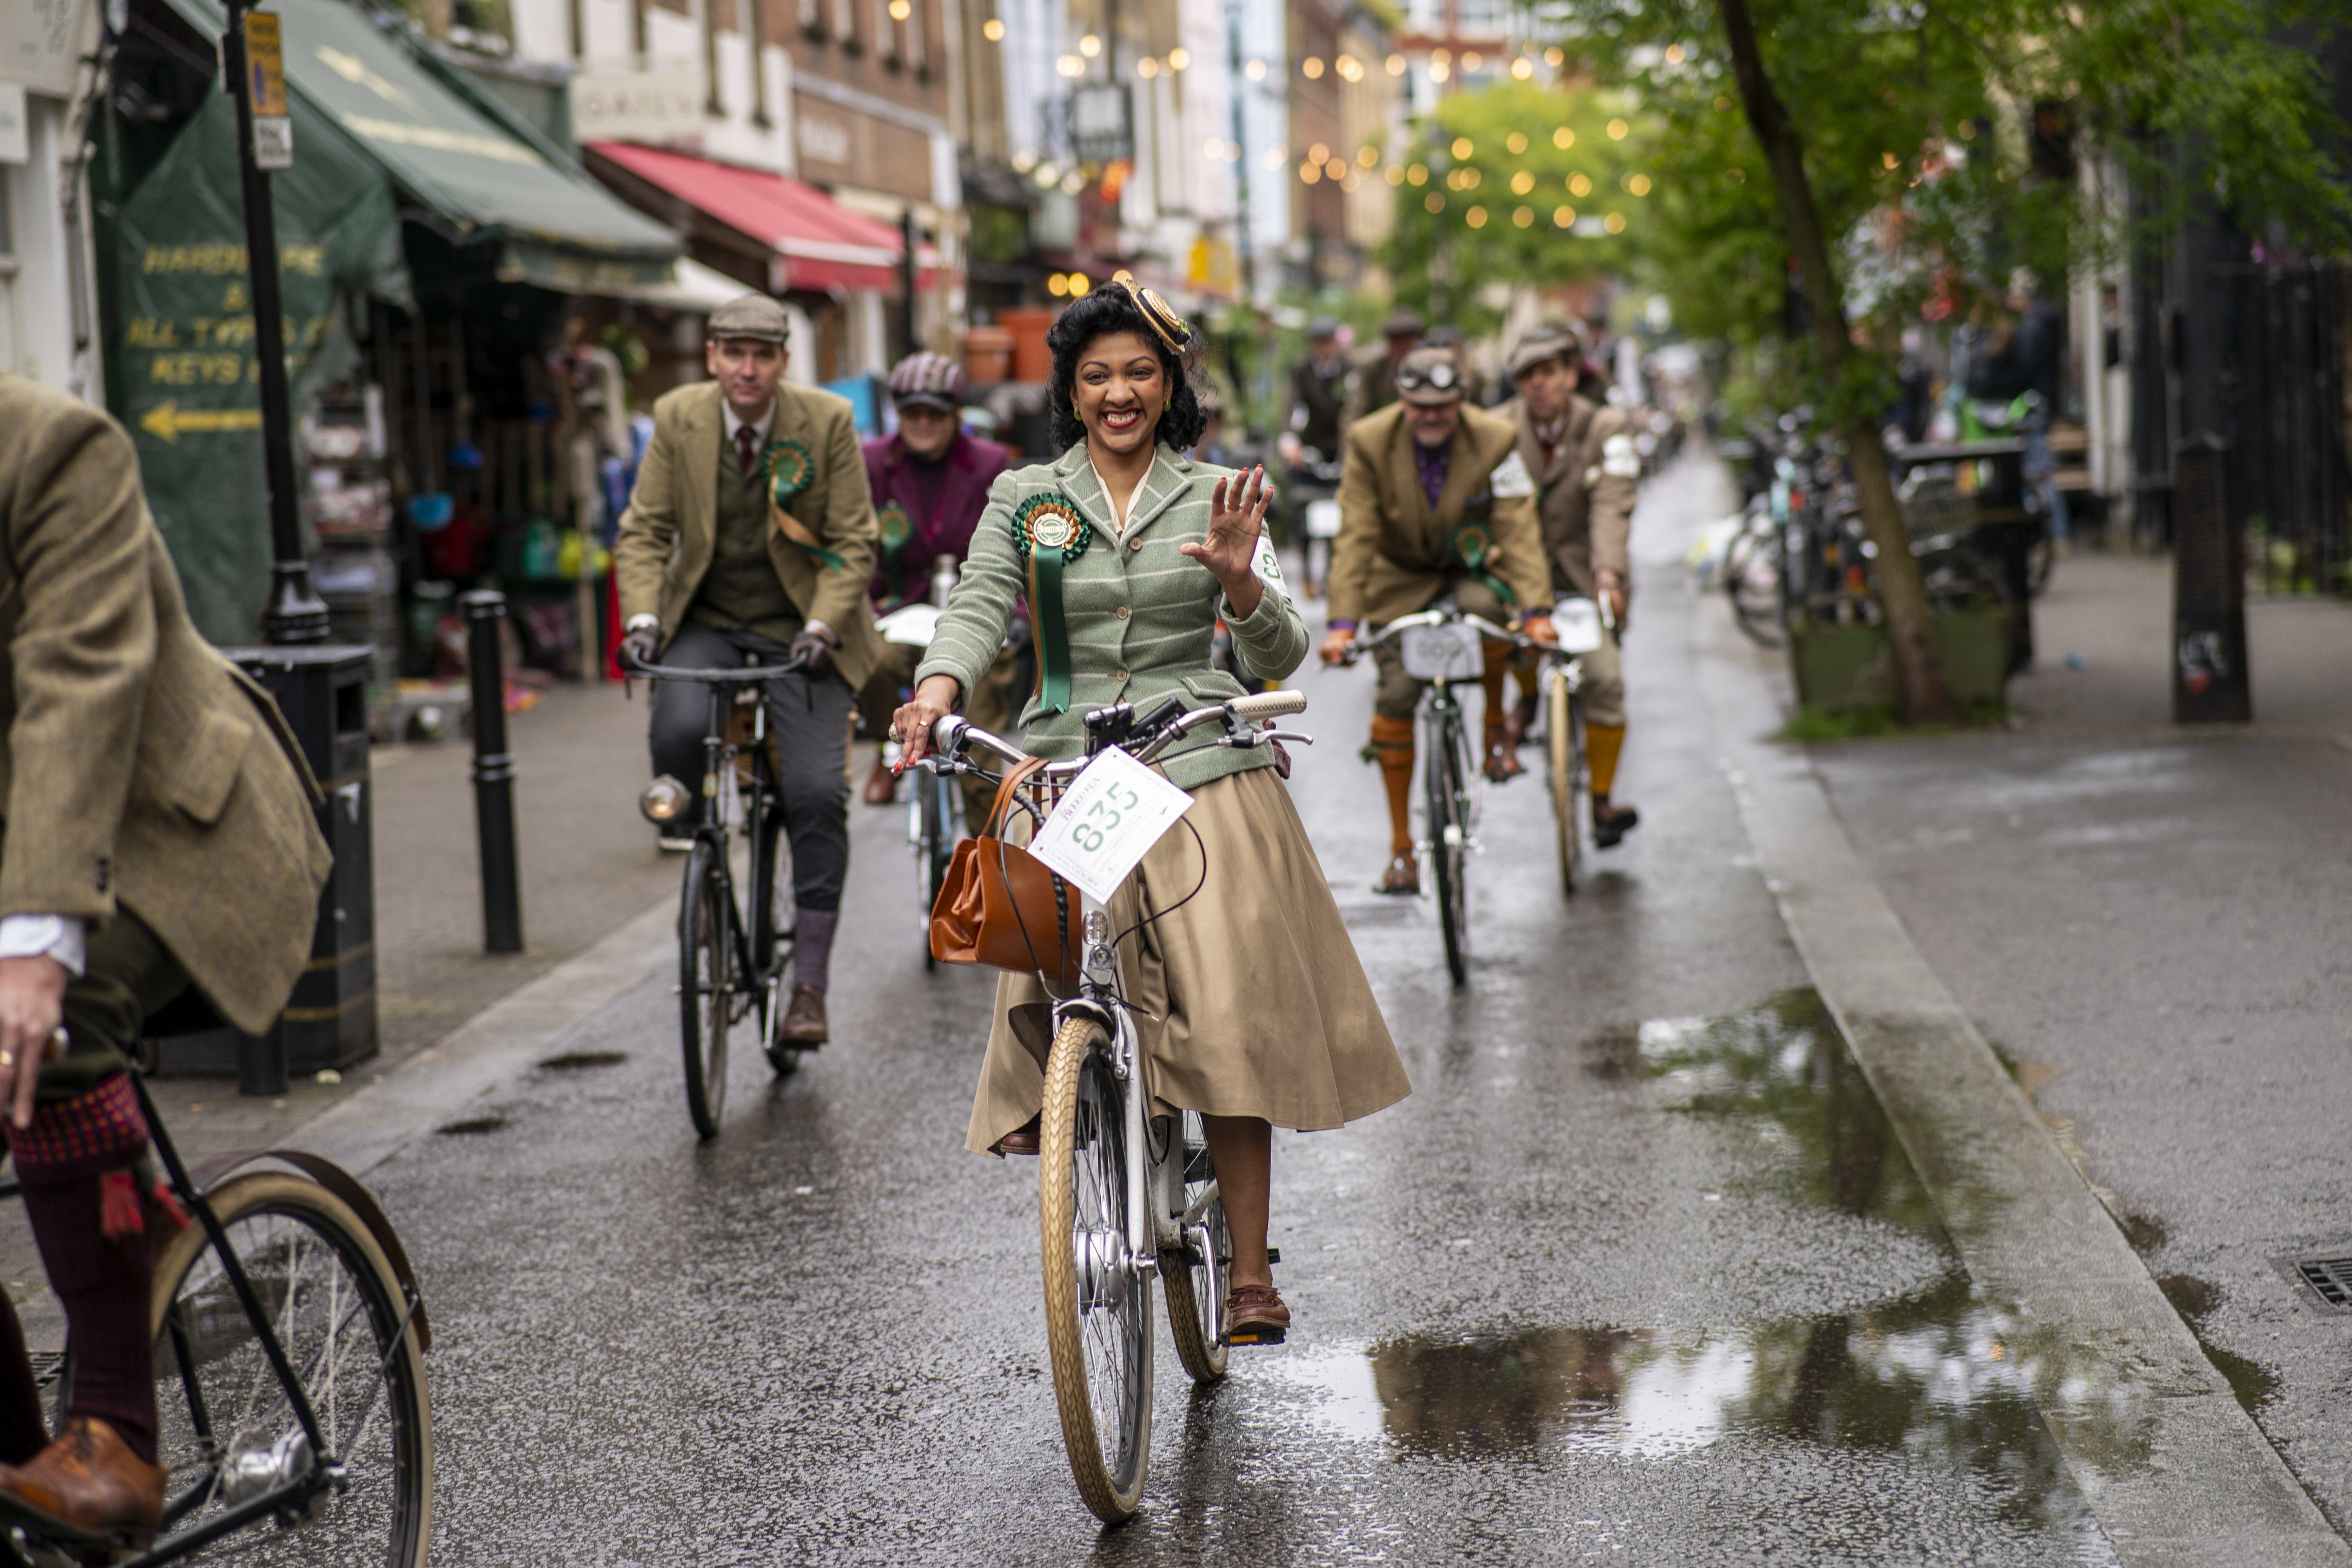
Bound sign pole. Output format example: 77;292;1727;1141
222;0;330;644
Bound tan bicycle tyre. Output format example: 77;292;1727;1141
1548;668;1584;895
1039;1014;1153;1523
150;1172;433;1566
1161;1112;1229;1385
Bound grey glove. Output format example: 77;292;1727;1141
619;624;661;672
788;628;836;681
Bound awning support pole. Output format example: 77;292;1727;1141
223;0;330;645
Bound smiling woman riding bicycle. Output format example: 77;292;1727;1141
894;283;1409;1343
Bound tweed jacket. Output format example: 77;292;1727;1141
1497;393;1638;599
914;442;1309;791
614;380;884;689
1328;401;1550;628
0;376;329;1036
860;428;1012;611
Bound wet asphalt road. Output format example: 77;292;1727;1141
370;464;2119;1564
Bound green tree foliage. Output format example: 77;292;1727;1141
1377;81;1649;336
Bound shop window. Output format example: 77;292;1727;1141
835;0;862;54
797;0;824;38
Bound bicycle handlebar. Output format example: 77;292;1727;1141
622;652;809;681
1340;608;1554;664
923;689;1312;782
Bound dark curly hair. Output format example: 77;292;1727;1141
1045;288;1208;453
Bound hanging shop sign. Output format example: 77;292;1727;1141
243;11;293;169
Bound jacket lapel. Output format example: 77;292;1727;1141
1433;419;1488;529
1053;445;1120;543
1385;416;1436;548
677;383;720;561
1116;448;1194;543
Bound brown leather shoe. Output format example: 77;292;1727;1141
1375;851;1420;896
995;1114;1042;1157
1502;696;1536;754
862;757;898;807
0;1416;163;1549
1482;723;1525;782
777;985;829;1045
1226;1283;1290;1345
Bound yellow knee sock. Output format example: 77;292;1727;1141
1588;723;1626;799
1370;715;1416;853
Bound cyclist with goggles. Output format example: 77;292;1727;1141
1319;345;1555;895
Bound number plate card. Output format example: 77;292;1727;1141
1397;621;1485;682
1551;596;1605;654
1029;747;1196;904
1304;498;1343;539
875;603;943;646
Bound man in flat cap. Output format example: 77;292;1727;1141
1494;324;1643;845
1321;345;1554;894
1342;306;1427;430
615;294;883;1047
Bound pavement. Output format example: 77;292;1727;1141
7;466;2350;1563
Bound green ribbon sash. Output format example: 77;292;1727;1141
1012;493;1093;715
1450;510;1517;611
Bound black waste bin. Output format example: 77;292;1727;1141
228;646;379;1072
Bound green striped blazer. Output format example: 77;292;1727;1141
915;441;1309;790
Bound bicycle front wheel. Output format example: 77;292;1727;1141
1161;1112;1229;1385
680;840;733;1138
149;1172;432;1566
1039;1015;1153;1523
916;775;955;971
1428;708;1470;986
1548;670;1587;896
1724;524;1786;646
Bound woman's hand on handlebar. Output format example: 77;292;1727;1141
891;674;962;767
1319;625;1356;666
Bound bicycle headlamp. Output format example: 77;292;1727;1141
640;775;690;824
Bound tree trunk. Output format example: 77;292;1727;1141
1716;0;1957;725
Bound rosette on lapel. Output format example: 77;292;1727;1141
1011;491;1093;715
762;437;846;570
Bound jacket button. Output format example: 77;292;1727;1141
1128;538;1142;551
1115;605;1131;619
1115;669;1129;682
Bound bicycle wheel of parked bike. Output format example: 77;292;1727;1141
680;841;734;1138
1547;666;1588;896
149;1172;432;1566
915;773;957;971
1724;521;1785;647
1427;707;1471;986
1161;1111;1229;1385
1039;1014;1152;1523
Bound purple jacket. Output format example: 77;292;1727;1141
862;429;1013;611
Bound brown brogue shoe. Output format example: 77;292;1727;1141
995;1114;1042;1157
1482;724;1525;782
1225;1284;1291;1345
862;757;898;807
777;985;829;1045
1375;851;1420;896
0;1416;163;1549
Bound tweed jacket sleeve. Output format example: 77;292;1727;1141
612;396;682;627
2;394;158;921
802;396;878;634
1578;405;1639;584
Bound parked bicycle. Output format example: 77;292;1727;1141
913;688;1312;1524
2;1072;431;1566
628;649;806;1138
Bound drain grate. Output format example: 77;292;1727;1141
2279;1255;2352;1313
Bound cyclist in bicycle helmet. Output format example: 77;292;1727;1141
893;283;1409;1344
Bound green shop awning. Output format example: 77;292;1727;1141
160;0;679;268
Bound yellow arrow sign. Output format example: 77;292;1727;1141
139;403;263;443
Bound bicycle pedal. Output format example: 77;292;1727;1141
1265;1247;1280;1265
1225;1327;1287;1347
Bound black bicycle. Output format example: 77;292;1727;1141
629;651;806;1139
2;1073;431;1566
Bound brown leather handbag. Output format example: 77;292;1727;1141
928;756;1083;987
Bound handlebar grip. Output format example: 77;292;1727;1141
1229;690;1308;721
928;713;968;753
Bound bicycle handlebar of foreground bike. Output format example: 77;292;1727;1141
619;651;810;682
1338;608;1536;666
921;689;1311;783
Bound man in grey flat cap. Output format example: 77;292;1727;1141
614;294;884;1047
1343;306;1427;430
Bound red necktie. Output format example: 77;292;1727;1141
736;424;759;475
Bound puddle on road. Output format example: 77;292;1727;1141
436;1115;509;1136
538;1050;629;1071
1261;991;2135;1537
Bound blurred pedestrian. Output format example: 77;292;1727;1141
1342;307;1426;428
1276;316;1349;474
2006;267;2071;544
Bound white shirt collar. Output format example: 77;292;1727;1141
722;395;776;449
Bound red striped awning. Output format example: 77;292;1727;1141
586;141;936;295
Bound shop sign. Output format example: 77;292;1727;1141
570;61;702;146
0;0;97;98
244;11;293;169
1068;84;1131;165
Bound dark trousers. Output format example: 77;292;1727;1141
648;620;854;913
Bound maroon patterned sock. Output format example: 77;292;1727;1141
793;906;839;994
18;1175;155;1467
0;1283;48;1465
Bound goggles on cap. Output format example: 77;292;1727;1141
1395;360;1462;395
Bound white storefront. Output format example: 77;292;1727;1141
0;0;106;399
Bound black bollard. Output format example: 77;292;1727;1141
464;591;525;953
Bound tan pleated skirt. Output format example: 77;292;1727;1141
964;763;1411;1154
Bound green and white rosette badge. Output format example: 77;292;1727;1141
762;437;846;570
1012;491;1093;715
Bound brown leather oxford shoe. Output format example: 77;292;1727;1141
0;1416;164;1550
1226;1283;1290;1345
995;1114;1042;1157
777;984;829;1045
